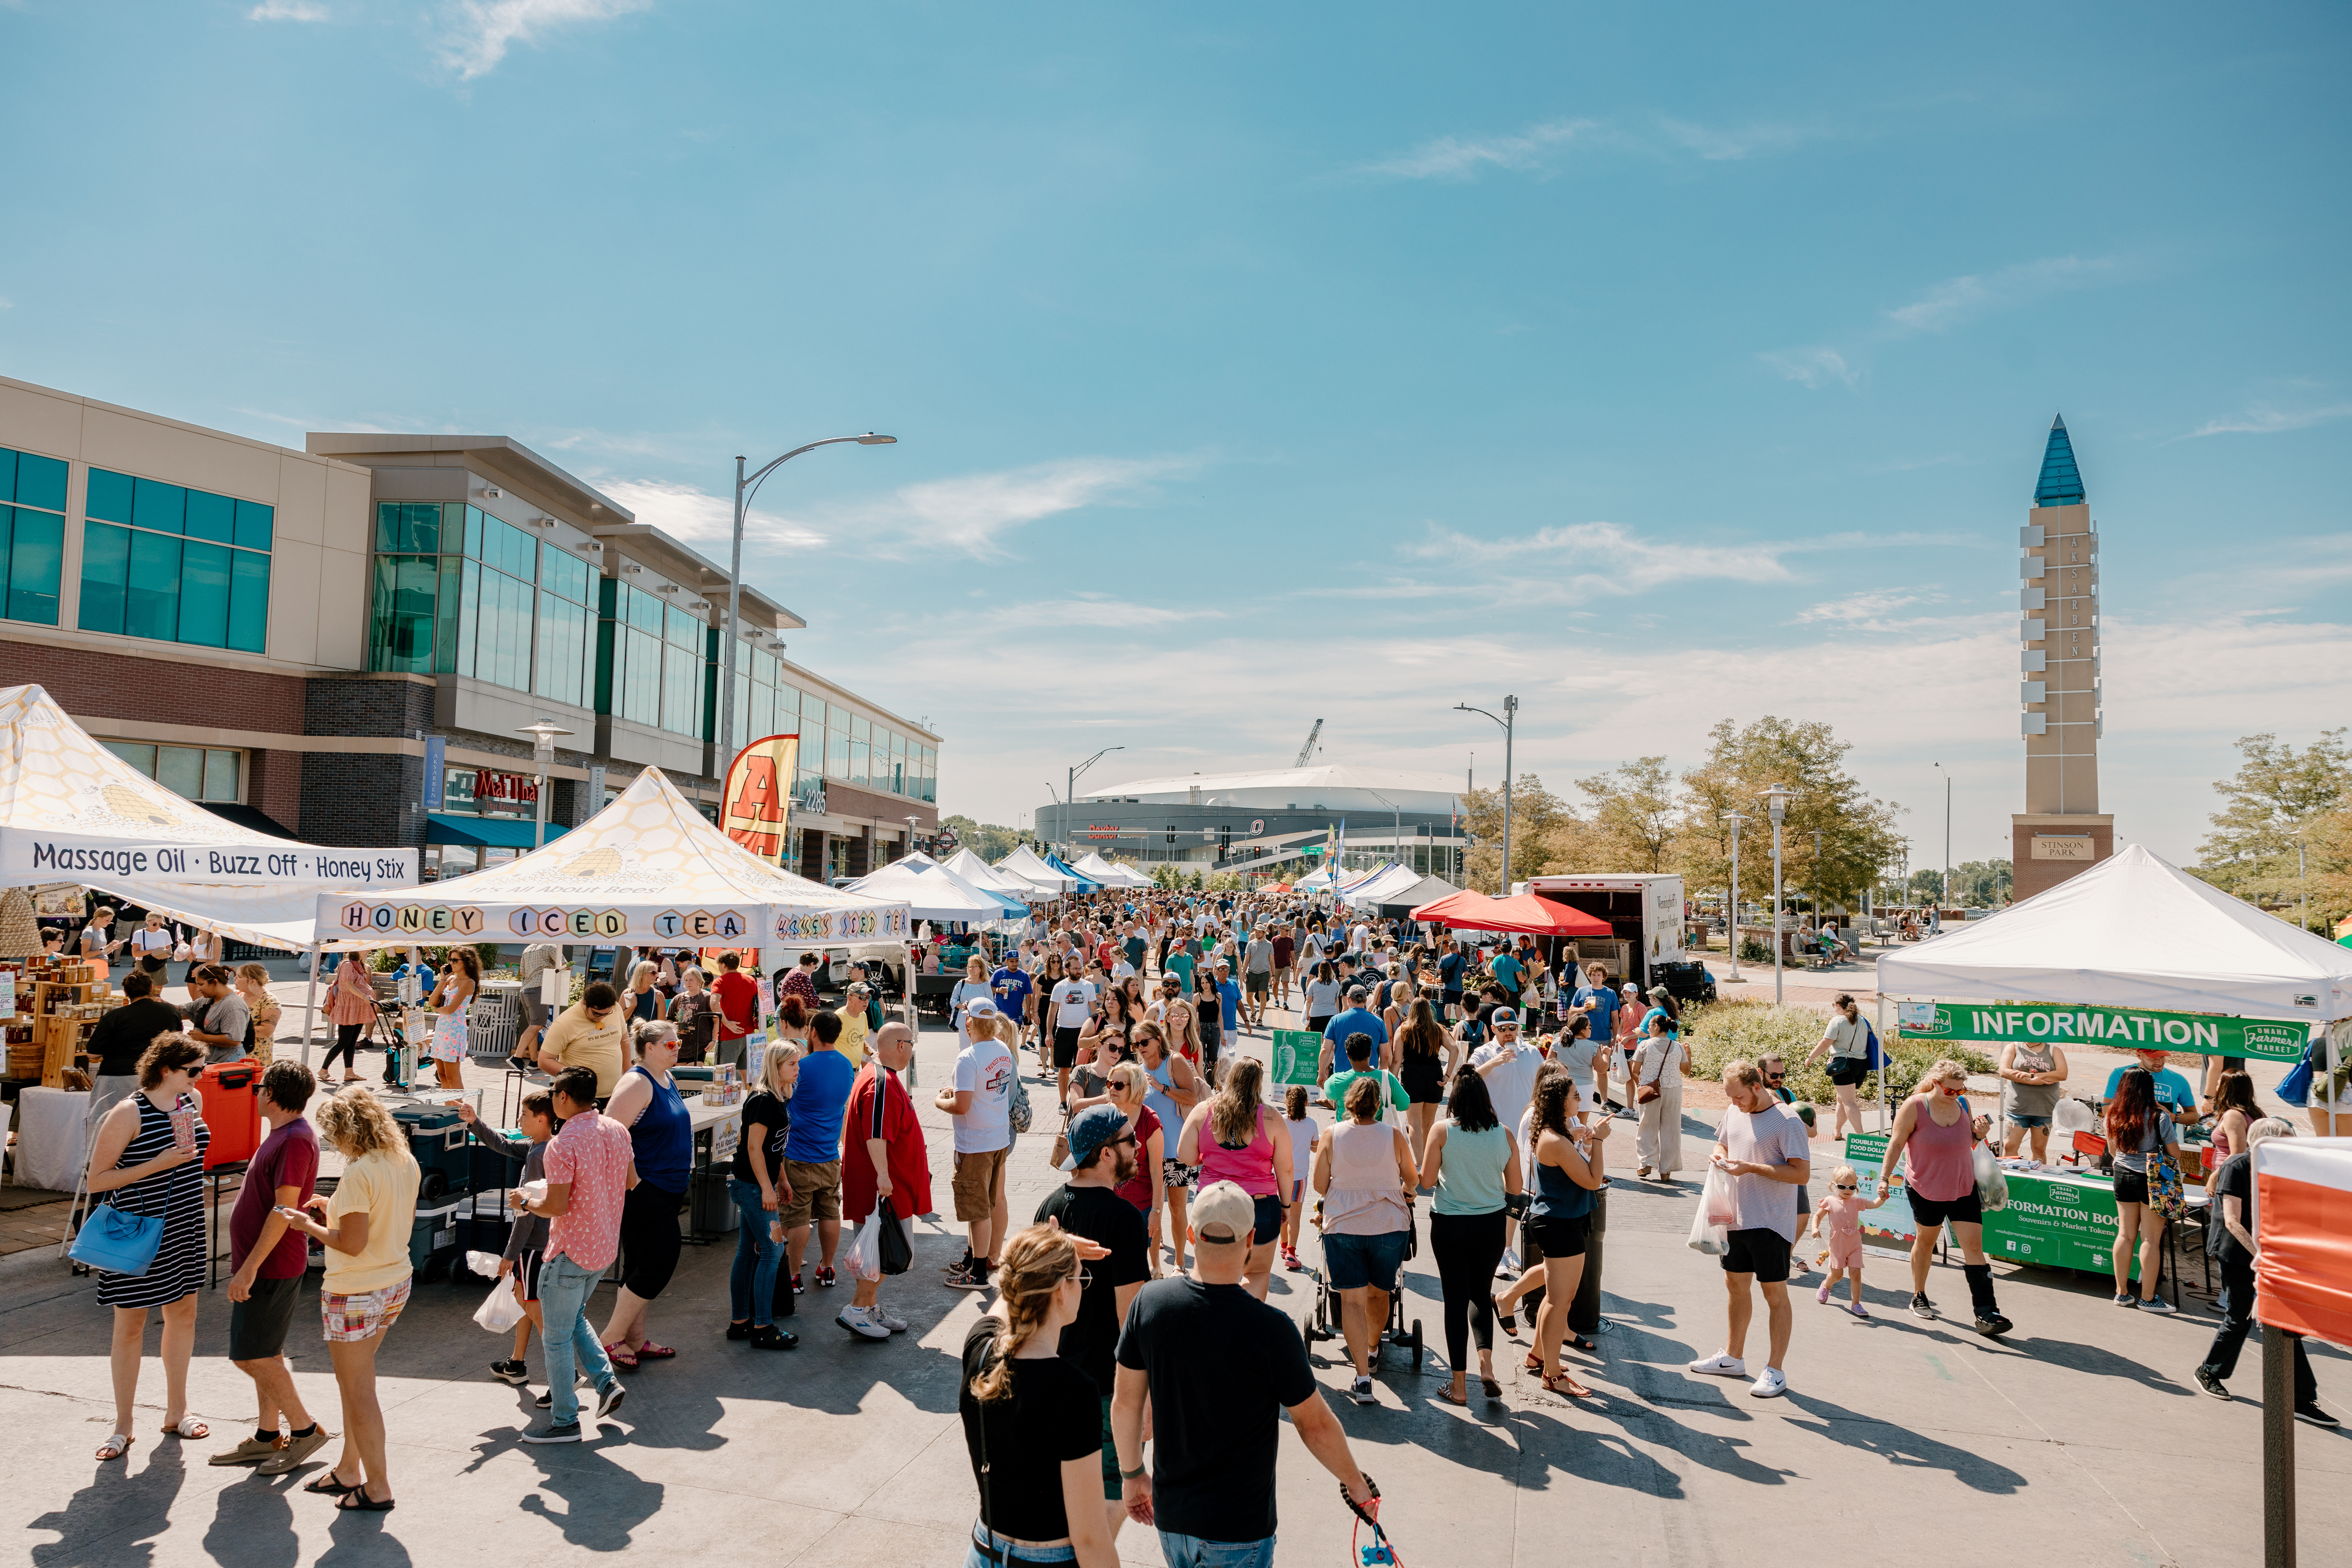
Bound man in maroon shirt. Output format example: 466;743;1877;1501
217;1061;327;1473
711;952;760;1062
779;951;822;1016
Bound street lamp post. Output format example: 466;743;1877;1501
1364;788;1405;868
1063;747;1125;856
1812;829;1823;937
516;720;574;850
717;434;897;766
1932;762;1952;926
1722;811;1749;981
1762;784;1796;1005
1455;696;1517;893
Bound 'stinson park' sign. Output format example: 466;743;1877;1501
1895;1001;2309;1062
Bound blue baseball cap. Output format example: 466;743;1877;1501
1060;1104;1130;1172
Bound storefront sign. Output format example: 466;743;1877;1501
1084;824;1122;840
1894;1000;2306;1061
422;736;446;809
2029;836;2094;861
10;833;418;889
1271;1028;1324;1088
474;770;538;806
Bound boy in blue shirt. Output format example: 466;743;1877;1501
2101;1049;2201;1118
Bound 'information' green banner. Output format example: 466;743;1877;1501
1895;1001;2307;1062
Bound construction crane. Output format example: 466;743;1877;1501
1294;719;1324;768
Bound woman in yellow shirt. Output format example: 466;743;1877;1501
280;1088;419;1512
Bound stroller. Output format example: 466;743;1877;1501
1300;1204;1425;1374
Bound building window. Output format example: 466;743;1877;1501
0;446;68;627
595;580;709;741
101;740;241;802
366;503;595;705
80;469;271;652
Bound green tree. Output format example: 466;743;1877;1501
941;813;1026;862
1674;717;1904;917
1950;859;2013;907
1568;757;1681;872
1906;868;1946;903
2192;730;2352;909
1462;774;1572;892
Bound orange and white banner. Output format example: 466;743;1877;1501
2256;1135;2352;1347
722;734;799;867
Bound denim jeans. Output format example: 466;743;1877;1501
963;1523;1076;1565
1156;1532;1277;1568
730;1179;780;1327
537;1252;615;1426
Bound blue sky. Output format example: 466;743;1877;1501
3;2;2347;868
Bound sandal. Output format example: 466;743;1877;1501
1492;1296;1518;1336
633;1342;676;1360
303;1472;362;1496
96;1433;134;1462
1524;1349;1545;1374
1567;1333;1598;1356
336;1490;396;1512
1542;1371;1593;1398
1481;1376;1504;1400
602;1342;639;1370
1438;1385;1469;1407
159;1416;210;1440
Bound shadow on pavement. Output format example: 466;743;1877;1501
30;1436;188;1568
1777;1388;2029;1492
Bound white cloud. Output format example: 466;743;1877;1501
2187;403;2352;438
1882;254;2114;338
1795;590;1929;624
248;0;328;18
1655;118;1814;161
1354;120;1602;181
597;455;1190;563
1407;520;1795;592
1761;347;1856;388
438;0;651;80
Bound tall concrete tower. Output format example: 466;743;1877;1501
2012;415;2112;899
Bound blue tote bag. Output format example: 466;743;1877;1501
68;1203;165;1276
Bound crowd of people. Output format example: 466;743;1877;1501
57;882;2342;1561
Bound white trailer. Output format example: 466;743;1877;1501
1522;873;1689;987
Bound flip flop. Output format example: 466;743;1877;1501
633;1342;676;1360
303;1472;362;1496
336;1491;396;1512
1482;1376;1504;1400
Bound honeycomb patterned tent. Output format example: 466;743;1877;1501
0;682;416;951
317;764;910;950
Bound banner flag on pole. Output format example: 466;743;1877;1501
722;734;799;867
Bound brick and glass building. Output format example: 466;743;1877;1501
0;375;938;881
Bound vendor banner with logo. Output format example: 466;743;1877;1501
720;734;799;867
1894;999;2308;1061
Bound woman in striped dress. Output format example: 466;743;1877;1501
84;1033;212;1461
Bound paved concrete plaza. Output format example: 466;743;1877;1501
5;1006;2346;1568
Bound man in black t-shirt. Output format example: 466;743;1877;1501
2195;1120;2336;1425
1112;1181;1374;1560
1035;1104;1151;1542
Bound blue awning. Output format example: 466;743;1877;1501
425;812;568;849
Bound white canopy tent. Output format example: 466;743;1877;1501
1072;851;1152;889
0;682;415;949
998;844;1075;894
1337;861;1422;910
944;847;1049;902
845;858;1024;927
1351;867;1462;915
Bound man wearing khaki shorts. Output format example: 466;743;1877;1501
937;998;1015;1289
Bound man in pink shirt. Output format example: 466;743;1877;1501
520;1065;637;1443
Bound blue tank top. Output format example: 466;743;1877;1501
627;1064;693;1194
1530;1145;1594;1221
1144;1054;1181;1140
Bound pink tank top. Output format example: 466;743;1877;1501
1905;1095;1976;1203
1199;1105;1278;1197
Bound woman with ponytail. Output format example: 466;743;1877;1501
959;1224;1118;1567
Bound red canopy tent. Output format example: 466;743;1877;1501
1410;890;1613;937
1410;889;1504;926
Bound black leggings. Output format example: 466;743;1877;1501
619;1179;683;1300
321;1023;364;1077
1430;1209;1508;1370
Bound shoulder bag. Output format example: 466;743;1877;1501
68;1203;165;1276
1005;1050;1033;1137
2146;1130;2189;1224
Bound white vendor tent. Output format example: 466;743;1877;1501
846;858;1024;927
1350;866;1462;916
1294;862;1341;894
1337;861;1423;910
317;766;909;950
0;682;415;950
1876;844;2352;1022
1072;851;1152;889
998;844;1075;894
945;847;1048;902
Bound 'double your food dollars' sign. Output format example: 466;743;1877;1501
1895;1001;2309;1061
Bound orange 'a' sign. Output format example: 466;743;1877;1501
722;734;800;866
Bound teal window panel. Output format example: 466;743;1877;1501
453;558;478;677
126;529;182;640
133;477;186;535
234;500;273;551
226;550;268;653
178;540;232;648
0;449;11;503
464;505;483;559
79;521;131;634
368;554;439;673
4;505;57;620
156;745;202;798
13;451;68;513
86;468;135;525
850;738;869;785
375;501;440;553
184;490;236;546
536;591;590;708
665;603;698;651
594;615;615;713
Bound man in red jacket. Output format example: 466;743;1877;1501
837;1022;930;1340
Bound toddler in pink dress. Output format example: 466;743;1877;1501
1814;1164;1870;1317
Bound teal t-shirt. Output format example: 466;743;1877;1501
1432;1123;1511;1216
1323;1068;1408;1115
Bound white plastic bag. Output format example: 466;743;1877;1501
473;1273;525;1333
1687;1166;1734;1255
1972;1141;2009;1213
844;1210;885;1283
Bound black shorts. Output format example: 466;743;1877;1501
1252;1194;1283;1246
227;1273;304;1361
1722;1226;1793;1282
2111;1171;2149;1206
1907;1186;1983;1228
1246;971;1270;997
1529;1214;1588;1259
1828;1056;1869;1087
515;1248;544;1302
1053;1026;1082;1069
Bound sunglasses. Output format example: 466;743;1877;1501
1765;1073;1785;1082
1835;1183;1859;1191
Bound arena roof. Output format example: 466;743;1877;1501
1083;764;1462;813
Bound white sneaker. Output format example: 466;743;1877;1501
1689;1352;1748;1378
1749;1367;1788;1398
871;1305;909;1333
1501;1248;1522;1274
836;1306;891;1341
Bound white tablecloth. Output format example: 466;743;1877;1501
13;1086;90;1192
